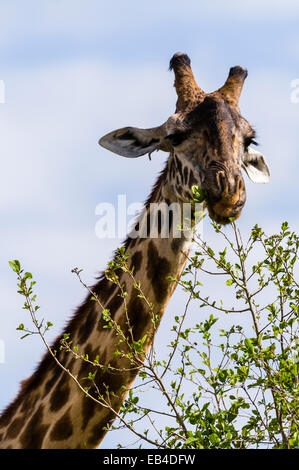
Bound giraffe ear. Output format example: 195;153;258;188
242;147;270;184
99;125;167;158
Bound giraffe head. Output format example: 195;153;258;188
99;53;270;225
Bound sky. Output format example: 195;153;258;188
0;0;298;448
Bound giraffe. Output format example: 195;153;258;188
0;52;270;449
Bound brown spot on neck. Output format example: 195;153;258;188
146;241;171;304
20;405;48;448
49;406;73;441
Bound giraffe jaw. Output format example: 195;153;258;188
207;203;242;225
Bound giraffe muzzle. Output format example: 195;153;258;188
205;170;246;225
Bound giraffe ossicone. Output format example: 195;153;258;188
0;53;270;449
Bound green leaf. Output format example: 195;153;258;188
192;185;207;203
101;309;110;321
209;433;220;445
185;436;198;445
9;260;21;273
289;431;299;448
281;221;289;232
24;272;32;280
244;338;254;354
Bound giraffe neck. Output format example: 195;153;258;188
0;162;195;449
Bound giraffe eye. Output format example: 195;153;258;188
244;136;258;151
166;131;188;147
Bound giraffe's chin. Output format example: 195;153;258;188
207;205;242;225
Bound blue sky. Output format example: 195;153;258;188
0;0;299;448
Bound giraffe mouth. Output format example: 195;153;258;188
206;197;245;225
204;169;246;225
207;204;242;225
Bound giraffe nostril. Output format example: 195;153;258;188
236;175;244;193
215;171;227;193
